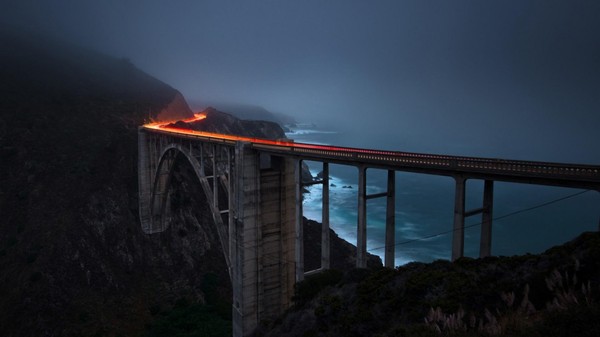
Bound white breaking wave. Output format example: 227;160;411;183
285;129;338;136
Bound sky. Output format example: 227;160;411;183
2;0;600;163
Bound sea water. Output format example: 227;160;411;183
286;125;599;266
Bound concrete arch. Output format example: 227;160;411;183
149;143;232;271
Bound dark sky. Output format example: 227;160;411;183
3;0;600;162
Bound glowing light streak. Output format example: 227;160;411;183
142;116;600;179
145;113;206;127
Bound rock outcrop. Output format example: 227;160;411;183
168;106;287;139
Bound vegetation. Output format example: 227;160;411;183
263;232;600;337
144;273;232;337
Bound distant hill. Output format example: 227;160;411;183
188;100;297;125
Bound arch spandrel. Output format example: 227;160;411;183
141;140;233;271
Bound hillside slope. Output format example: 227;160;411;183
0;29;224;337
263;232;600;337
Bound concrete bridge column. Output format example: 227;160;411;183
231;143;296;337
452;176;466;261
322;162;330;270
231;142;260;337
357;166;367;268
295;159;304;282
385;170;396;268
479;180;494;258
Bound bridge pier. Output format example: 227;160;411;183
452;176;466;261
296;161;333;278
322;162;330;270
231;142;296;337
479;180;494;258
357;168;397;268
385;170;396;268
295;160;304;282
452;178;495;261
357;166;367;268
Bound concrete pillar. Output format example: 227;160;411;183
452;176;466;261
385;170;396;268
280;157;297;311
295;159;304;282
258;156;295;320
357;166;367;268
479;180;494;258
321;162;330;270
231;142;260;337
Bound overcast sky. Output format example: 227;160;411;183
2;1;599;162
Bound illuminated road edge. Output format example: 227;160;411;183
144;119;600;188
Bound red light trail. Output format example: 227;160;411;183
141;114;600;184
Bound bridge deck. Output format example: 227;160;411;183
142;125;600;190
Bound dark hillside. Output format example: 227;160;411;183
0;30;219;337
263;232;600;337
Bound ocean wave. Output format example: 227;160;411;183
285;129;338;136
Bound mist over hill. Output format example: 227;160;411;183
188;101;297;126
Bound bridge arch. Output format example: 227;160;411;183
148;143;232;271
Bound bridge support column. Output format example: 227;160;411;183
322;162;330;270
295;160;304;282
479;180;494;258
231;143;296;337
231;142;259;337
452;176;466;261
385;170;396;268
357;166;367;268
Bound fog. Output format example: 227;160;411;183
3;0;599;162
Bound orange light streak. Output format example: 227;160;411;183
142;114;442;158
142;117;405;156
142;114;359;152
141;117;600;174
145;113;206;127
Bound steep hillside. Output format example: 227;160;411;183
263;232;600;337
0;29;221;337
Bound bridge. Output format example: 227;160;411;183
138;121;600;337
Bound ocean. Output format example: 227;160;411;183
286;125;599;266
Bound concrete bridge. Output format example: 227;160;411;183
138;124;600;337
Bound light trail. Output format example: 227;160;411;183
142;115;600;188
143;115;453;157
